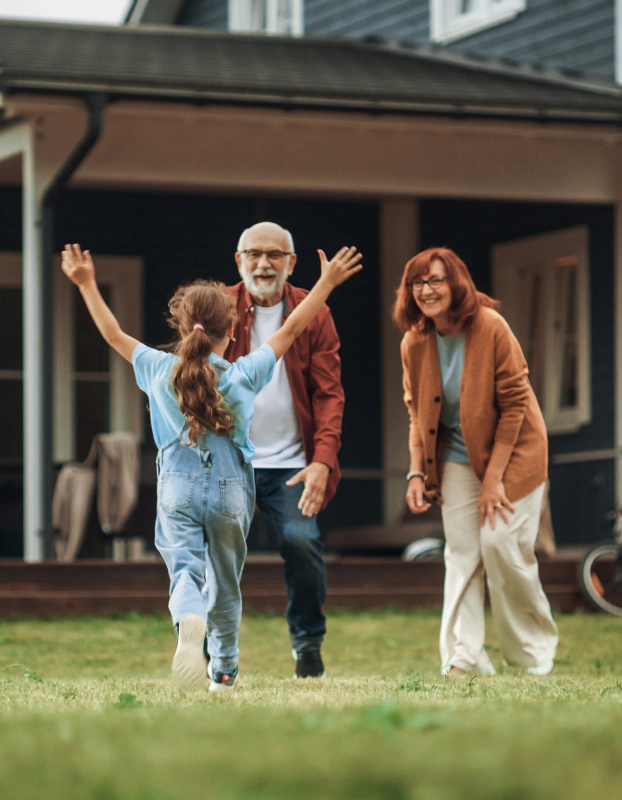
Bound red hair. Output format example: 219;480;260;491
392;247;499;332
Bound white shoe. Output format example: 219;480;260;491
441;663;496;677
526;660;554;676
207;661;239;692
172;614;207;690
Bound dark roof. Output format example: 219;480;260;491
1;19;622;123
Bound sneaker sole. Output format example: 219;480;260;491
526;660;554;676
207;661;239;693
293;672;326;680
172;614;207;690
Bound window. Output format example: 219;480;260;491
229;0;304;36
0;256;23;466
492;226;591;434
430;0;526;44
0;252;144;465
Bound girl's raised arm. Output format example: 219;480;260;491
266;246;362;361
61;244;140;364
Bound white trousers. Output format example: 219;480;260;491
439;462;558;673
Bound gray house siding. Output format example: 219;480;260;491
304;0;428;41
176;1;614;80
178;0;227;29
446;0;615;80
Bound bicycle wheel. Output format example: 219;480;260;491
402;538;444;561
579;543;622;616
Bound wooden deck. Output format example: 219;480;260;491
0;551;588;616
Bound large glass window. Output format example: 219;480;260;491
0;260;23;465
430;0;526;44
0;253;143;465
492;226;591;434
229;0;304;36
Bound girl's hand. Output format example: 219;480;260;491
406;477;431;515
477;479;515;530
318;246;363;288
61;244;96;287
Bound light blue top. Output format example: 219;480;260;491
435;331;470;464
132;342;276;463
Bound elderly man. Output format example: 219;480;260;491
225;221;345;678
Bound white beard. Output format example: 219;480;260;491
239;264;289;300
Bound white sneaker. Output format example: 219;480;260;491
207;661;239;692
441;663;496;677
526;660;554;676
172;614;207;690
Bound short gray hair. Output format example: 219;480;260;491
237;225;295;254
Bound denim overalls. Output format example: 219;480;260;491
155;429;255;674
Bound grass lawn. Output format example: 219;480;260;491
1;609;621;799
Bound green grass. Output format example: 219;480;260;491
1;610;621;799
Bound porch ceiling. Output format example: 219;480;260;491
1;20;622;123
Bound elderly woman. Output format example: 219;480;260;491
395;247;558;677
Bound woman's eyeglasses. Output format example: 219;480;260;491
407;276;447;292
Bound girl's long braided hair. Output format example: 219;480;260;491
166;280;238;445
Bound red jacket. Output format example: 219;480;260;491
225;281;344;509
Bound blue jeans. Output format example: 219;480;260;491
254;468;327;653
155;431;254;673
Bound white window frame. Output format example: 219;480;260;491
492;226;591;435
229;0;304;36
430;0;526;44
0;252;144;464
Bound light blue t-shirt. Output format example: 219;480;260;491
435;331;470;464
132;342;276;463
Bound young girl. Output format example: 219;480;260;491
61;243;362;692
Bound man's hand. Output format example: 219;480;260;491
61;244;96;287
286;462;330;517
318;246;363;288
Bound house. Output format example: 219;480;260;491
1;5;622;560
128;1;620;82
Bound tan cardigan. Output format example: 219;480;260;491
401;306;548;503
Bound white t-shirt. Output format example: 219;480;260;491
249;303;307;469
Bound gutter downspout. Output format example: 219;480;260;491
35;93;107;559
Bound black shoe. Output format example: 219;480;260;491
294;649;325;679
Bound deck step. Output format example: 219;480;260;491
0;557;586;616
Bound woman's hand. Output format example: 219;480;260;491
477;478;515;530
61;244;96;287
406;477;431;515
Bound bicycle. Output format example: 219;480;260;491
579;508;622;616
402;537;444;561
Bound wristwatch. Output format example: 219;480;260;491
406;470;426;483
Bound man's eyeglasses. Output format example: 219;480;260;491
407;276;448;292
239;249;292;262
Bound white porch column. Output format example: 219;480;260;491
22;126;47;561
380;198;420;523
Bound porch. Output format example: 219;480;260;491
1;19;622;561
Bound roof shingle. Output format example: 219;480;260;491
1;20;621;122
